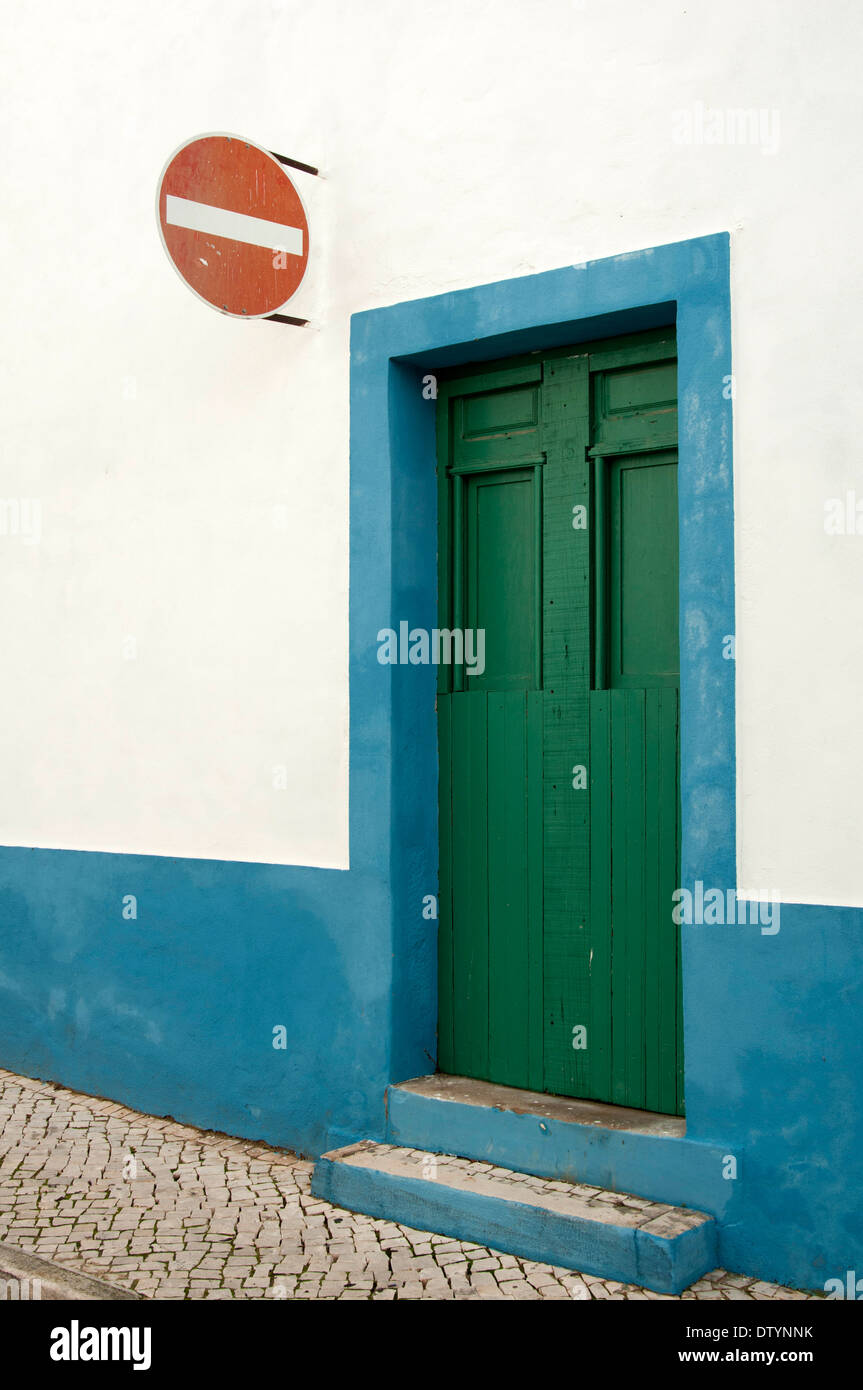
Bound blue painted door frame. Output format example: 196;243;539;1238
350;234;735;1116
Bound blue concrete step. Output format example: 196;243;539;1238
312;1140;717;1295
385;1074;730;1216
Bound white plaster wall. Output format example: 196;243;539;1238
2;0;862;895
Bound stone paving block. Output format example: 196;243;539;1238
0;1066;819;1303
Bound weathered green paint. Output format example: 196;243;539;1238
437;329;682;1114
436;374;544;1085
540;354;590;1098
607;453;679;687
590;350;682;1113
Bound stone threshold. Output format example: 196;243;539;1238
396;1073;686;1138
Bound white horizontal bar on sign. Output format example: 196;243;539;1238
165;195;303;255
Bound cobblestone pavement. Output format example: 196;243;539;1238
0;1068;817;1301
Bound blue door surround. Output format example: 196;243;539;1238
1;233;861;1291
350;232;736;1101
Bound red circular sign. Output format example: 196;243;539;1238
156;133;309;318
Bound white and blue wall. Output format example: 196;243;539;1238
1;0;862;1292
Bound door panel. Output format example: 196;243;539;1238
463;386;538;437
438;331;683;1114
589;686;680;1111
539;355;591;1099
608;454;679;687
437;374;544;1088
464;468;538;692
438;688;543;1087
486;690;543;1088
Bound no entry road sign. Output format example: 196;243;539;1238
156;134;310;318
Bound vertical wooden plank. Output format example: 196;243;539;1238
658;686;682;1114
588;691;612;1100
610;689;646;1108
488;691;529;1087
540;354;592;1098
526;691;544;1091
437;695;454;1072
450;691;489;1078
628;689;647;1110
534;466;543;692
593;455;606;691
609;689;625;1104
643;688;662;1111
452;473;465;693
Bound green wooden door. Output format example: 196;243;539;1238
437;329;683;1115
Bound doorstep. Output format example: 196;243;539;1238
384;1073;732;1217
311;1140;716;1295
